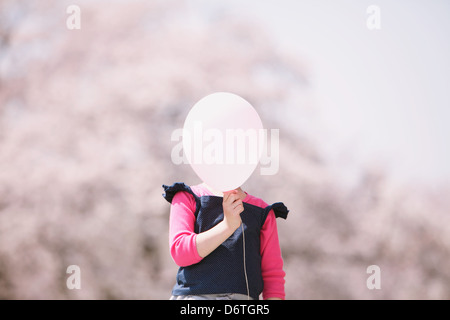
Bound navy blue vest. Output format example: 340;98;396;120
162;183;288;300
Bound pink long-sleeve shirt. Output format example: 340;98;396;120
168;184;286;300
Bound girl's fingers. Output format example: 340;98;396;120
233;200;243;211
223;190;237;203
226;193;239;205
223;191;244;215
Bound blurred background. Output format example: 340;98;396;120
0;0;449;299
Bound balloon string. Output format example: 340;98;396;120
241;223;250;300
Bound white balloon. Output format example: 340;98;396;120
183;92;264;191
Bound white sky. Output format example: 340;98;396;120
188;0;450;187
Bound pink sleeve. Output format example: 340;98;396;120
169;191;203;267
260;210;286;300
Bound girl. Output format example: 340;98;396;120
162;182;288;300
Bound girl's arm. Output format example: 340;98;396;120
169;191;203;267
169;190;243;267
260;210;286;300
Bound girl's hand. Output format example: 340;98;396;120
222;190;244;231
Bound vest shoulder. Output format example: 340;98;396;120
244;194;269;209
